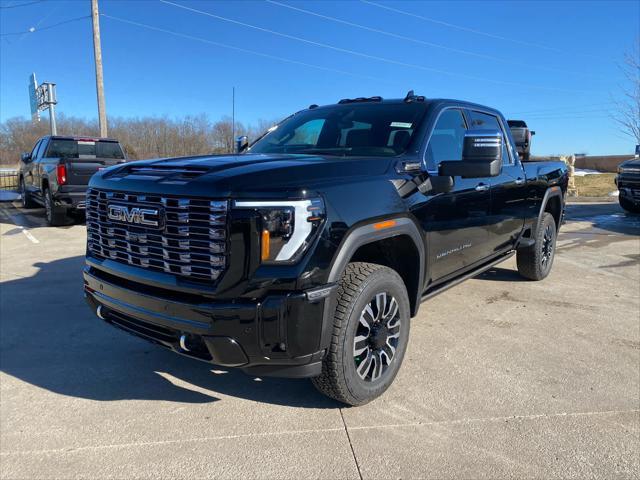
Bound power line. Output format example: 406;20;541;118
159;0;598;94
266;0;602;79
0;15;89;36
0;1;43;9
360;0;611;62
101;14;391;85
515;102;615;113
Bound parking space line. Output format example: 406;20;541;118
0;206;40;244
1;408;637;457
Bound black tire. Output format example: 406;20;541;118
44;187;68;226
517;212;557;280
311;262;411;406
619;195;640;214
20;177;37;208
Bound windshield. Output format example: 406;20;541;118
250;102;428;157
46;139;125;159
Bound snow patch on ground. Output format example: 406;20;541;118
573;169;605;176
0;191;20;202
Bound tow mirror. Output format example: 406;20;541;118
438;129;502;178
236;136;249;153
21;152;32;163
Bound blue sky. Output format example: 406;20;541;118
1;0;638;155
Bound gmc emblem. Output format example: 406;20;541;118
107;204;160;227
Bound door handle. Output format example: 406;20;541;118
475;183;490;192
515;178;525;185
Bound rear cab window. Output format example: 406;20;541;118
45;139;125;160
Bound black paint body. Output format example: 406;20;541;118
84;98;568;378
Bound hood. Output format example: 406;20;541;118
620;158;640;169
92;153;393;198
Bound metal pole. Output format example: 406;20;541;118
232;86;235;153
91;0;108;137
48;104;57;135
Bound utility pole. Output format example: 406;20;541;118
231;86;235;153
91;0;108;137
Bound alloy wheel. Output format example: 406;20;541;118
353;292;401;382
541;224;554;268
44;191;52;222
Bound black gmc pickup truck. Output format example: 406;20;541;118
83;94;568;405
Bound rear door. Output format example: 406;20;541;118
469;110;528;253
45;138;125;185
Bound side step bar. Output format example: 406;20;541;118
421;251;515;301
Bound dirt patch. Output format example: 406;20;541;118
574;173;617;197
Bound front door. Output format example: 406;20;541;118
410;108;494;285
467;110;529;254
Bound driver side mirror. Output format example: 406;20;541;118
21;152;32;163
236;136;249;153
531;131;536;136
438;129;503;178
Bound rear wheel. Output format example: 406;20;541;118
619;195;640;214
311;262;410;406
517;212;556;280
20;178;37;208
44;187;69;226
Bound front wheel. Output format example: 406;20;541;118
311;262;410;406
20;178;37;208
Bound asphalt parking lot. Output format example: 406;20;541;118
1;200;638;479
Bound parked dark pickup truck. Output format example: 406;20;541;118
616;157;640;213
84;94;568;405
507;120;535;161
19;135;126;225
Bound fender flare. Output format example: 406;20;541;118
537;186;563;230
319;217;425;350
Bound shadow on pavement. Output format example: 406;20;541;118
0;256;340;409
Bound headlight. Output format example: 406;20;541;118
234;198;325;263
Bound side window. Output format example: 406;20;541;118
469;111;512;164
426;109;466;166
36;139;48;159
30;140;41;159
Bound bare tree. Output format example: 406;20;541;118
611;40;640;144
0;113;283;167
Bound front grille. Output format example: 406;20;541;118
86;188;228;282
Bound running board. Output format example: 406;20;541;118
421;251;515;301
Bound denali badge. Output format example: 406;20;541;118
107;204;160;227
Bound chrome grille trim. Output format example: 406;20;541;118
86;188;228;281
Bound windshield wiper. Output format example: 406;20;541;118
296;148;351;157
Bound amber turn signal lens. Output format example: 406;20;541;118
373;219;397;230
261;230;271;261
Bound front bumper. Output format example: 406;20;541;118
616;174;640;204
83;264;334;378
